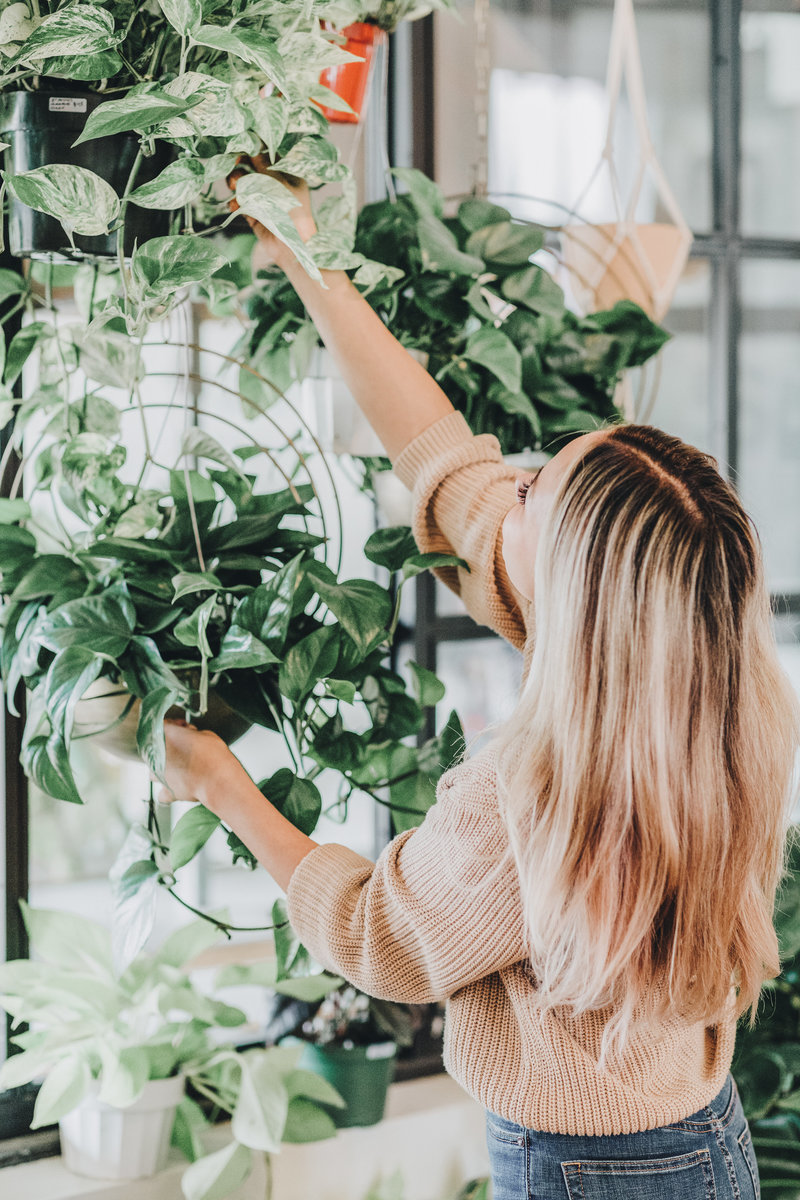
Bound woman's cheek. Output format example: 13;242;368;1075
502;508;537;600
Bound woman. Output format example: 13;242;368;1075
161;176;800;1199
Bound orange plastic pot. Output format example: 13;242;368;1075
318;23;387;124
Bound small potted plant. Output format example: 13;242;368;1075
317;2;455;124
238;904;415;1129
0;903;344;1192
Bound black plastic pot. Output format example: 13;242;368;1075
0;90;174;262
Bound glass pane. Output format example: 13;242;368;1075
436;637;523;750
742;7;800;239
739;259;800;594
648;258;715;457
435;0;711;233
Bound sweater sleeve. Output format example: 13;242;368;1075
392;412;533;650
286;770;527;1004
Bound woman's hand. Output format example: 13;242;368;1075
228;154;317;275
158;720;245;815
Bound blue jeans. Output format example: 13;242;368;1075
486;1074;759;1199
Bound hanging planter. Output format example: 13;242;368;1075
561;0;692;324
317;23;387;124
0;91;173;262
59;1075;185;1181
72;679;253;764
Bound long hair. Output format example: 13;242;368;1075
496;424;800;1059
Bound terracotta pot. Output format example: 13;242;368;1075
561;222;691;322
73;679;252;764
318;23;387;124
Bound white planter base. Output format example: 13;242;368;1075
59;1075;184;1181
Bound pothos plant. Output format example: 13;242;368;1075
0;0;410;334
0;902;349;1200
0;252;465;953
244;168;671;466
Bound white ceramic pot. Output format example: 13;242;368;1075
72;679;252;763
59;1074;184;1180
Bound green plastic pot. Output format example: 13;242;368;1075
287;1038;397;1128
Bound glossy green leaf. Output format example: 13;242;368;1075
72;90;201;145
128;157;206;210
501;264;565;318
4;321;50;388
282;1096;338;1142
278;625;339;702
156;0;202;37
45;49;123;79
191;25;287;93
417;211;484;276
363;525;417;573
130;236;227;305
233;555;303;653
209;626;279;672
401;551;468;581
13;5;119;64
73;326;144;390
273;136;348;187
465;221;544;267
171;807;221;871
24;731;83;805
231;1052;289;1152
4;165;120;237
30;1056;91;1129
180;427;247;479
457;197;511;232
136;685;180;778
464;326;522;393
181;1139;252;1200
260;769;321;837
174;594;216;656
44;645;105;742
233;174;321;283
109;826;160;971
307;566;392;656
392;167;445;218
0;266;27;304
408;661;446;708
37;589;135;658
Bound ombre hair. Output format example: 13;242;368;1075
496;424;800;1060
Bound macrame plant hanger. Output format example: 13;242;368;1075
561;0;692;325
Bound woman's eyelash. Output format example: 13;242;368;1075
517;479;533;505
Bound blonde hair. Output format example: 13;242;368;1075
496;424;800;1059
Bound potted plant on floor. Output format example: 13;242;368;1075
0;903;345;1195
243;167;671;483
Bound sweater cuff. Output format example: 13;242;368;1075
393;411;478;491
287;842;373;968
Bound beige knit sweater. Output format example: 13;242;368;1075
286;411;736;1137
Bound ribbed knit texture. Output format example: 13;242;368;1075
287;411;737;1136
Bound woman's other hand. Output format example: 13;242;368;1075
227;154;316;275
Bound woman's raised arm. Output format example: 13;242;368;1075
237;172;454;461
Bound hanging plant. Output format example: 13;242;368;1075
243;167;671;480
0;269;465;949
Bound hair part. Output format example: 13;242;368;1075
497;424;800;1062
